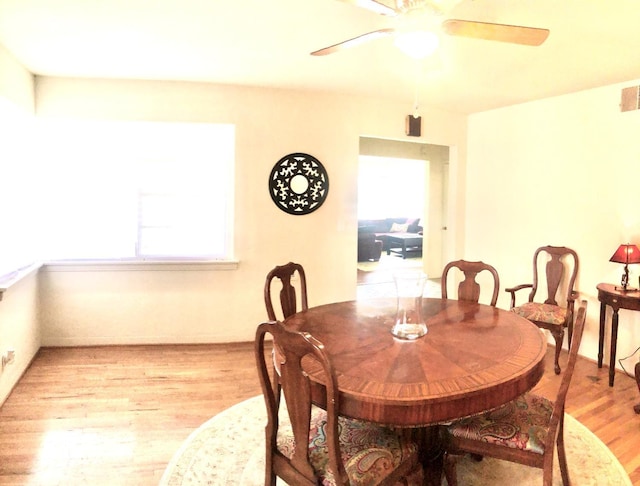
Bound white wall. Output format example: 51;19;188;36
464;80;640;371
0;46;38;403
34;77;468;345
0;270;40;404
0;44;34;110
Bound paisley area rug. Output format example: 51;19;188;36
160;395;632;486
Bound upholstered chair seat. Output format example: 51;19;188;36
277;405;421;486
512;302;567;326
447;393;553;456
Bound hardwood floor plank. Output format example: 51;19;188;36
0;342;638;485
0;343;262;486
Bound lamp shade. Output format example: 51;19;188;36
609;244;640;264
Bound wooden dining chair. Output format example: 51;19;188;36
505;246;579;374
264;262;308;321
255;320;424;486
264;262;310;408
441;260;500;306
443;300;588;486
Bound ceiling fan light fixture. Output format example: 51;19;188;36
394;30;439;59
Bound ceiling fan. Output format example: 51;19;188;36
311;0;550;57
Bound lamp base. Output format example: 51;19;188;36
615;286;639;292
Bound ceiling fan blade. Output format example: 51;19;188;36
442;19;549;46
311;28;395;56
336;0;397;16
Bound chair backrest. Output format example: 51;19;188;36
544;299;587;452
441;260;500;306
264;262;308;321
530;246;579;306
255;321;346;485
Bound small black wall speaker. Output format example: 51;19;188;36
405;115;421;137
620;86;640;112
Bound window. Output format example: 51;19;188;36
35;119;234;261
0;97;37;278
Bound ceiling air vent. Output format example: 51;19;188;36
620;85;640;112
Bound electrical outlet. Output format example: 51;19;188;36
1;349;15;370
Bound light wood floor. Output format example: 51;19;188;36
0;342;638;485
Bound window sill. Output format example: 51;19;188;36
0;262;43;301
0;260;239;301
42;259;240;272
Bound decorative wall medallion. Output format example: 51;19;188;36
269;153;329;215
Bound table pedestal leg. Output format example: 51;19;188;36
412;426;444;486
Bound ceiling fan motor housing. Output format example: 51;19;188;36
396;0;444;16
395;0;464;15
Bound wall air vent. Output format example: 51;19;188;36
620;85;640;112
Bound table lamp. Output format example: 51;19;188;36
609;243;640;291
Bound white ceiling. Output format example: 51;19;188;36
1;0;640;114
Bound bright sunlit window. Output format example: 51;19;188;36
0;98;37;278
34;119;235;261
357;155;425;220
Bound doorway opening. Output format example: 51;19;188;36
356;137;449;300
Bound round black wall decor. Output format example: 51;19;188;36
269;153;329;215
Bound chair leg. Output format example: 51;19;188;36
552;327;564;374
264;430;277;486
442;453;459;486
556;416;570;486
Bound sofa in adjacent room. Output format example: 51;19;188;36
357;231;383;262
358;218;423;254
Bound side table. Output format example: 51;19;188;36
597;283;640;387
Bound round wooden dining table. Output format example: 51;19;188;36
283;297;547;428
